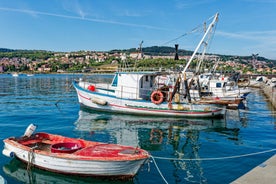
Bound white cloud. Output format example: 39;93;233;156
120;10;144;17
217;30;276;43
216;30;276;59
61;0;87;19
174;0;217;9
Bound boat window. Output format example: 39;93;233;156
140;78;143;88
150;76;154;87
145;76;148;82
111;73;118;87
216;82;222;88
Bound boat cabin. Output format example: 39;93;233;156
208;79;227;95
111;72;156;100
110;71;176;100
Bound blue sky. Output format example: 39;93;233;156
0;0;276;59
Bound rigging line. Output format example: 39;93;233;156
151;148;276;161
161;13;218;46
161;24;203;46
206;13;218;22
196;20;218;73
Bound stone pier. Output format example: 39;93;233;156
262;84;276;109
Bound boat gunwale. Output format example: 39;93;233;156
3;133;150;161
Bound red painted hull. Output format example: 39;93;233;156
3;132;149;178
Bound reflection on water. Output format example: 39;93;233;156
74;107;233;146
73;108;243;183
3;158;132;184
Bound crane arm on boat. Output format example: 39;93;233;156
182;13;219;74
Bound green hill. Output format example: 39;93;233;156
110;46;193;56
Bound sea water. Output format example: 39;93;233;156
0;74;275;184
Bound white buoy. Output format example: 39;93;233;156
24;124;37;137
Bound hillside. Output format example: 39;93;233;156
0;48;54;60
110;46;194;56
0;47;275;67
110;46;275;65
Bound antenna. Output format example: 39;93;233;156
138;40;144;59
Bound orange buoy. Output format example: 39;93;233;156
150;90;164;104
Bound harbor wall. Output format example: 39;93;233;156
262;84;276;109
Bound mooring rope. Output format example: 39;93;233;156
151;148;276;161
27;148;35;171
150;148;276;183
150;155;169;184
27;146;38;171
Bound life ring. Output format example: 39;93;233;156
150;90;164;104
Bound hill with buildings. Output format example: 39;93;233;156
0;47;275;74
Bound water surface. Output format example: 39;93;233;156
0;74;275;184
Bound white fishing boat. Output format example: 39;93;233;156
187;62;251;107
73;13;225;118
73;71;225;118
189;74;250;101
2;124;149;179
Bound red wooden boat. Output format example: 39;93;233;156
2;125;149;179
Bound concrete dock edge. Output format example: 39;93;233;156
231;84;276;184
231;154;276;184
261;84;276;109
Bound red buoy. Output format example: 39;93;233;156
88;85;96;92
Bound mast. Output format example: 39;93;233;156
182;13;219;74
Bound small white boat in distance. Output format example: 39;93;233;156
12;73;19;77
2;125;149;179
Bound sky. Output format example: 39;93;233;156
0;0;276;59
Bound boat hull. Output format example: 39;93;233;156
3;133;149;179
73;81;225;118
